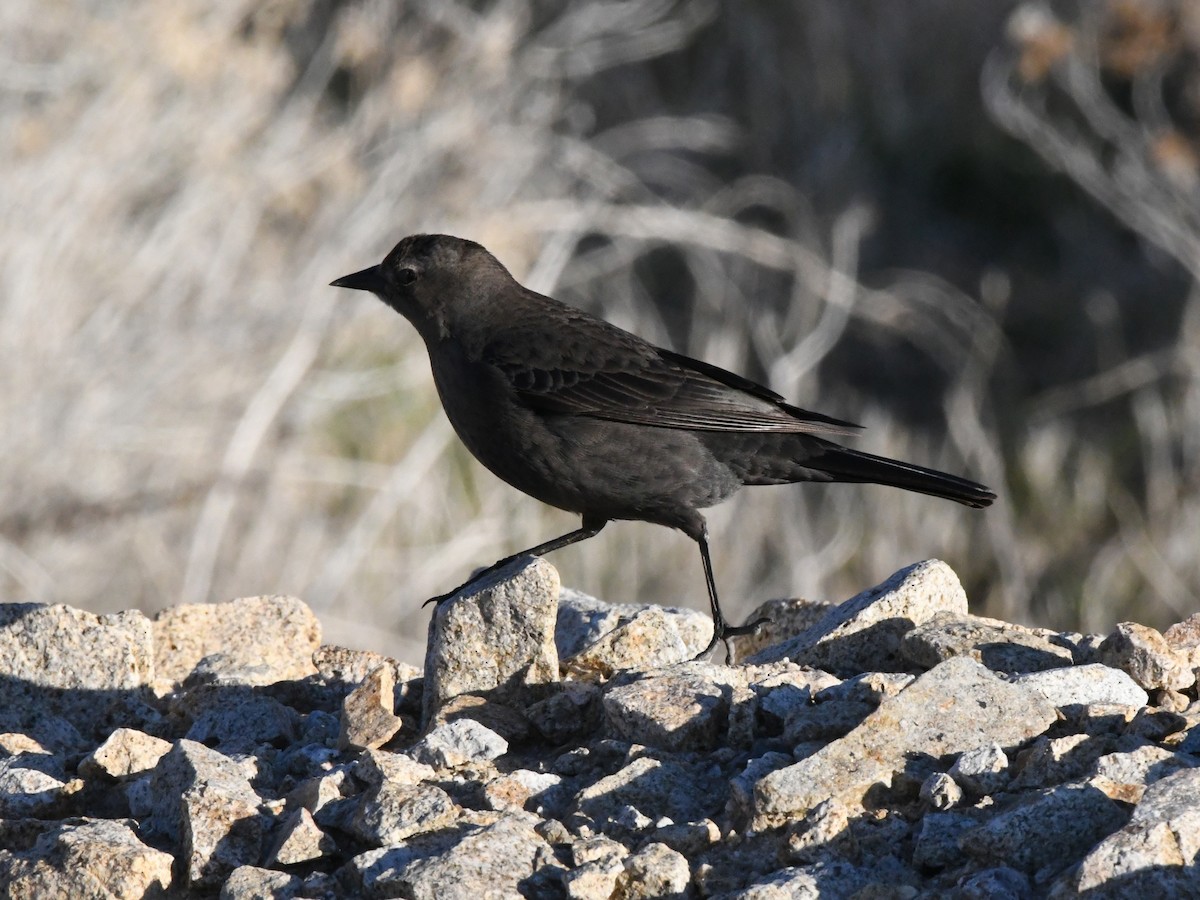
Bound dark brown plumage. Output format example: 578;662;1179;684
332;234;995;657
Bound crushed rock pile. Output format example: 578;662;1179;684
1;558;1199;898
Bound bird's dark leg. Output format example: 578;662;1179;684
424;515;608;607
695;527;769;662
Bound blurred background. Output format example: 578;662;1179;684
2;0;1198;663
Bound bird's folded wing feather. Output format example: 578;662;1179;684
481;321;860;436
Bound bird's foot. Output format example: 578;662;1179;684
696;616;771;664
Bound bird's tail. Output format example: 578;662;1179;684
807;444;996;508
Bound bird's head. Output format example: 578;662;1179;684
331;233;510;342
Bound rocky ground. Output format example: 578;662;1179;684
1;558;1199;898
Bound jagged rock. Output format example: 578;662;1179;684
527;681;603;743
920;772;963;810
612;841;690;899
0;818;173;899
556;588;712;659
960;782;1128;875
1011;662;1149;710
602;665;732;751
79;727;172;780
727;596;836;663
352;780;460;846
950;744;1010;796
220;865;303;899
153;595;320;689
483;768;563;814
573;755;724;829
563;607;709;679
1057;767;1200;896
148;739;265;888
409;719;509;769
182;686;299;749
0;603;154;740
422;557;559;726
266;807;338;866
1098;622;1196;693
901;610;1074;673
749;559;969;674
339;664;404;750
314;644;423;711
345;813;550;900
752;656;1058;828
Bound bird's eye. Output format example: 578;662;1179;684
397;267;418;286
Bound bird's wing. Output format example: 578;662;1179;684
481;318;860;437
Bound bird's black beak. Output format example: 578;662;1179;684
330;265;386;293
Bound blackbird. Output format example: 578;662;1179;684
333;234;995;657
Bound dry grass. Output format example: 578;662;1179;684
1;0;1196;662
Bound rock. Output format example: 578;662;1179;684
1060;767;1200;895
556;588;712;659
920;772;963;810
602;665;731;751
314;644;423;711
1011;733;1112;791
422;557;559;726
425;693;531;742
1011;662;1149;710
266;807;338;866
346;813;550;900
752;657;1058;828
612;841;690;899
352;780;460;846
960;783;1128;875
182;686;299;750
148;739;265;888
409;719;509;769
79;728;172;780
483;769;563;814
527;682;603;743
913;811;980;869
950;744;1010;796
783;798;854;864
339;664;404;751
1098;622;1195;693
0;603;154;740
573;755;723;828
563;607;707;679
726;596;836;663
153;595;320;689
221;865;304;899
749;559;968;674
0;754;76;818
958;866;1033;899
901;610;1074;673
0;818;173;899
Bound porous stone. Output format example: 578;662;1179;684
314;644;423;710
148;739;265;888
612;841;690;899
339;664;404;750
1012;663;1149;711
153;595;320;689
0;818;173;899
220;865;303;899
749;559;969;674
556;588;712;659
0;603;154;739
266;807;337;866
573;755;723;827
353;781;460;846
752;656;1058;828
1098;622;1195;693
409;718;509;769
1061;767;1200;895
901;610;1074;673
960;783;1128;875
563;607;707;679
602;666;731;751
950;744;1010;796
483;769;563;814
527;682;602;743
726;596;836;663
80;727;172;780
423;557;559;725
920;772;963;810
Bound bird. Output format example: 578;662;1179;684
332;234;995;658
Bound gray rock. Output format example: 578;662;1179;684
753;657;1058;828
901;610;1074;673
483;769;563;814
423;557;559;726
573;755;723;828
266;807;338;866
153;594;320;689
556;588;711;659
220;865;304;899
1011;733;1113;791
0;754;76;818
920;772;963;810
355;747;439;788
1091;744;1197;797
79;727;172;780
563;607;706;679
527;682;602;743
148;739;265;888
960;783;1128;875
183;686;299;749
782;798;853;864
409;718;509;769
352;780;460;846
1061;767;1200;896
1098;622;1195;693
1011;662;1149;710
339;663;404;751
720;859;914;899
912;811;979;869
612;841;690;899
749;559;969;674
346;813;550;900
0;603;154;739
0;818;174;899
958;866;1033;900
726;596;836;664
950;744;1010;796
314;644;423;711
288;766;356;818
602;666;732;751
